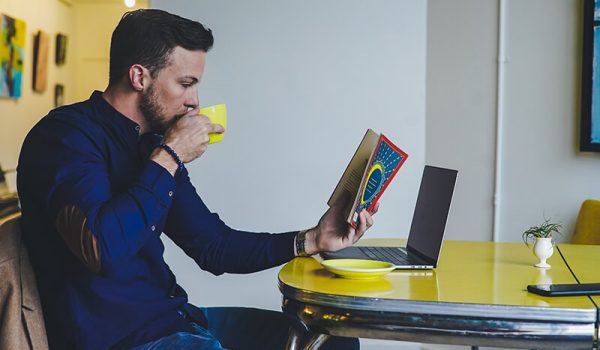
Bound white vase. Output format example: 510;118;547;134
533;237;554;268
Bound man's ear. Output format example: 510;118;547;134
129;64;147;92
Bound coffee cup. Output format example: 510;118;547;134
199;104;227;144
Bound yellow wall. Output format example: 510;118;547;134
0;0;74;188
72;0;148;102
0;0;147;190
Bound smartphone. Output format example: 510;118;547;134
527;283;600;296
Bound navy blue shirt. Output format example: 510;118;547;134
17;91;296;350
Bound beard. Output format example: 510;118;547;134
139;84;175;134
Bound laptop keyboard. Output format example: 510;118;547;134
359;246;411;266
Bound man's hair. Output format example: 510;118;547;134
108;9;214;86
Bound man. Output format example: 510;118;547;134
17;9;376;350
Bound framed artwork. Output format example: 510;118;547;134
55;33;67;65
33;30;49;92
54;84;64;107
0;14;26;98
581;0;600;151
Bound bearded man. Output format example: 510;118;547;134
17;9;376;350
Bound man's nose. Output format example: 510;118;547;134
185;90;199;110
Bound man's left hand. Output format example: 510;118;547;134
302;201;379;256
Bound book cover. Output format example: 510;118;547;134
328;129;408;228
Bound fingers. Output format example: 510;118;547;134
197;113;226;134
185;106;200;117
163;115;213;162
371;202;380;215
211;124;226;134
195;114;211;124
184;115;225;136
365;210;374;228
356;209;376;240
352;210;367;243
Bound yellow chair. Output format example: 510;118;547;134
572;199;600;245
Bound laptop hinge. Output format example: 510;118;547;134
406;244;437;267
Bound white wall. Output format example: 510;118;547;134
152;0;427;313
500;0;600;242
0;0;75;189
427;0;600;244
426;0;498;241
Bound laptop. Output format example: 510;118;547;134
321;165;457;269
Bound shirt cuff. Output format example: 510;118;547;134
143;160;177;207
270;231;298;264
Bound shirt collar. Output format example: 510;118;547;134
89;90;141;137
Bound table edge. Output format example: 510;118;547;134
278;279;597;323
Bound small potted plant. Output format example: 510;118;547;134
522;218;562;268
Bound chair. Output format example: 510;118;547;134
0;213;49;350
571;199;600;245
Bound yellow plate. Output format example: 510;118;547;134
321;259;395;279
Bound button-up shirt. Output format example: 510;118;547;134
17;91;296;350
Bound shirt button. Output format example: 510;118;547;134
168;191;173;197
135;125;140;132
151;225;156;231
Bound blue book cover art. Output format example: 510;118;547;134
351;134;408;227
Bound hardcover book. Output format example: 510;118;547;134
328;129;408;228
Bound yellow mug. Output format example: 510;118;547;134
199;104;227;144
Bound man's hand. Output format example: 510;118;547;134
163;108;225;163
150;108;225;175
301;201;379;256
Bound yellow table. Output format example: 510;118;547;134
555;244;600;312
278;239;598;349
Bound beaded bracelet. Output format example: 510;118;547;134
157;142;184;174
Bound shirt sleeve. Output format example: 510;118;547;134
163;168;297;276
21;117;176;275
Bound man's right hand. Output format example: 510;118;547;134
150;109;225;176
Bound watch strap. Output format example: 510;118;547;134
295;229;311;257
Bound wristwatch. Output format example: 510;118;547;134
295;229;311;257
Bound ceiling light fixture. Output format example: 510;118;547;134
124;0;136;8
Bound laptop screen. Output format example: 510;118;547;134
406;166;457;264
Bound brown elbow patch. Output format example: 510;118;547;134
55;205;101;273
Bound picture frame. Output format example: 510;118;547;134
581;0;600;151
55;33;67;66
0;14;26;98
54;84;64;107
32;30;49;93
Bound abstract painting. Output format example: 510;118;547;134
0;14;26;98
33;30;49;92
581;0;600;151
